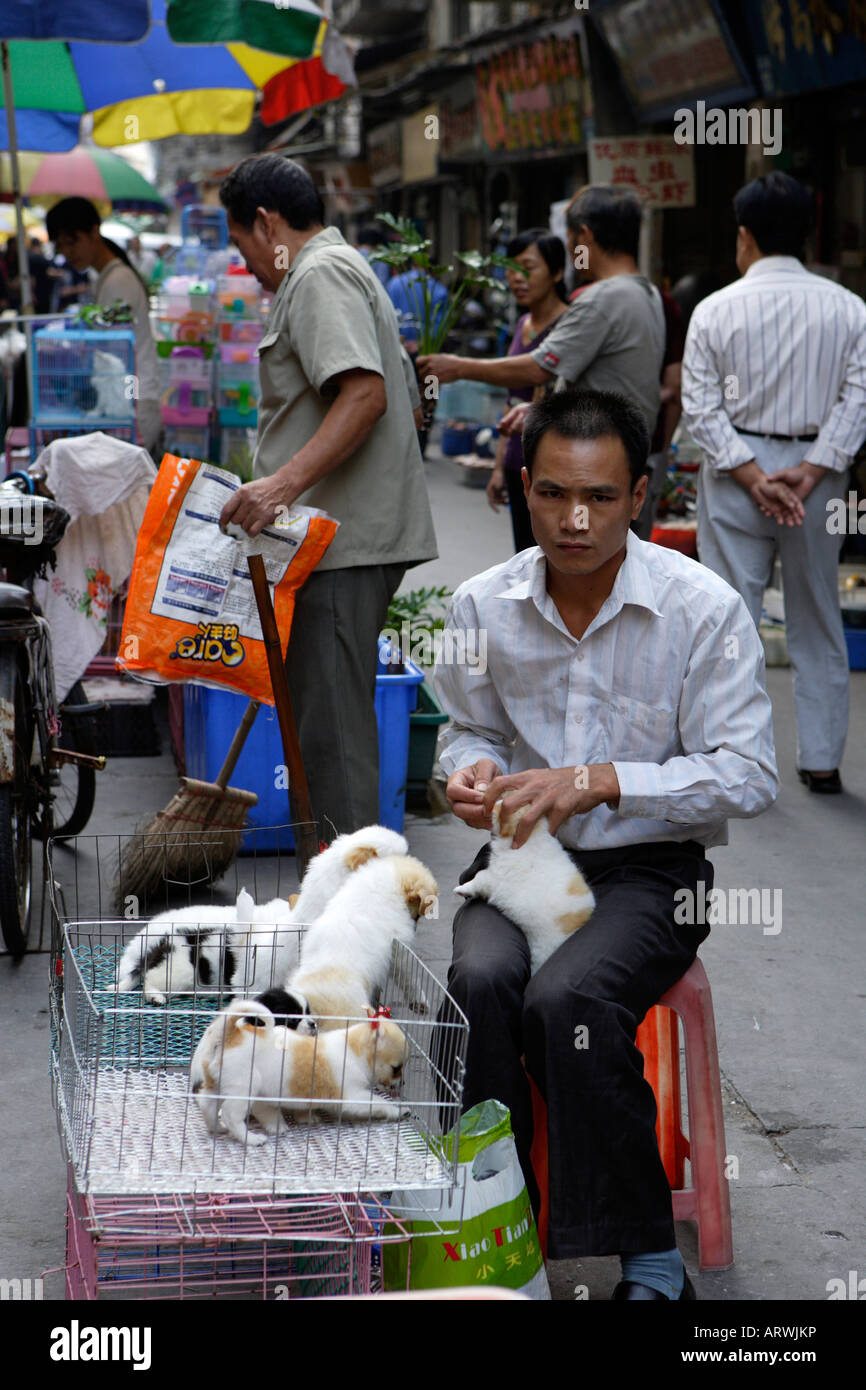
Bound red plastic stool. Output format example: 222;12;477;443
528;957;733;1271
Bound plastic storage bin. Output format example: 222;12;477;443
844;626;866;669
217;361;260;426
162;424;212;462
218;273;259;320
182;644;424;849
181;204;229;249
220;426;256;478
160;346;213;426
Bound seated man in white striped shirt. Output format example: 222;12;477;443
681;171;866;794
435;388;778;1301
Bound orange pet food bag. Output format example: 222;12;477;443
117;454;338;703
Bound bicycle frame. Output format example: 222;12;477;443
0;604;55;834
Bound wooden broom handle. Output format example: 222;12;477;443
247;554;319;875
215;698;261;791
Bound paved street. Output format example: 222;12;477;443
1;443;864;1301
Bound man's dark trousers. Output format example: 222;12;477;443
285;562;406;840
447;838;712;1259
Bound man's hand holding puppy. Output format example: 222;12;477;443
447;762;621;846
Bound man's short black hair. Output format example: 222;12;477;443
522;388;650;489
732;172;813;258
357;224;385;246
565;185;643;261
219;154;324;231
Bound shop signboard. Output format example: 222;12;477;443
588;135;696;208
476;31;589;154
743;0;866;97
367;121;402;187
593;0;754;119
439;77;483;161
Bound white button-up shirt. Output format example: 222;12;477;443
681;255;866;473
434;535;778;850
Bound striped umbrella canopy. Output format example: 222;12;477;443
0;146;168;213
0;0;332;151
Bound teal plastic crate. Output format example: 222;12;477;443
182;644;424;850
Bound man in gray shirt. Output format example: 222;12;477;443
219;156;437;836
419;186;665;439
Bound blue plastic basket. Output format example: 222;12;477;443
182;645;424;850
844;626;866;670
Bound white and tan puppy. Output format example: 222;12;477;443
259;1015;410;1126
288;825;409;926
286;854;438;1028
454;801;595;973
191;999;409;1143
191;998;289;1146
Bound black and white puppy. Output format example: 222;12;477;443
254;987;317;1036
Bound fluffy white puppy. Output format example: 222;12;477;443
288;825;409;926
286;854;438;1028
454;801;595;973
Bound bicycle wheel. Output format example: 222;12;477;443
44;680;97;840
0;655;33;958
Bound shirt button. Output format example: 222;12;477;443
575;715;583;724
576;651;585;661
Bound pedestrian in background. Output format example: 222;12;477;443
485;228;569;551
419;185;665;443
681;171;866;794
45;197;162;455
355;225;391;288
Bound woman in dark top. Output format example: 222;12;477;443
486;228;569;551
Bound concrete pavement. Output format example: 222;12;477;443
1;443;863;1302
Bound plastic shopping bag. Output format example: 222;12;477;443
117;454;338;702
383;1099;550;1299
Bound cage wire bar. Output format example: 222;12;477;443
48;828;468;1297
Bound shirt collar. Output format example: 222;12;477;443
495;531;663;637
286;225;344;278
744;255;807;279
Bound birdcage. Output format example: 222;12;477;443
30;325;137;458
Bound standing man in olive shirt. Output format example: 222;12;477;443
219;155;437;837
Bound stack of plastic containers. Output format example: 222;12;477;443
217;267;263;473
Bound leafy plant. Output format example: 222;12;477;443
381;585;452;671
72;299;134;329
370;213;524;354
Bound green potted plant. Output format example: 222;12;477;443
370;215;522;433
381;586;452;806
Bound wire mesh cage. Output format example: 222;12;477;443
48;830;467;1235
62;1179;392;1300
53;920;467;1206
32;328;136;426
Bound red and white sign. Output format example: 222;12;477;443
588;136;695;209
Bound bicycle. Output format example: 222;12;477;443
0;469;105;958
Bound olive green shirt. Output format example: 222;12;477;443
254;226;437;571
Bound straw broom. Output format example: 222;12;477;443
113;698;261;914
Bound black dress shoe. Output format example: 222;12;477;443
797;768;842;794
612;1273;696;1301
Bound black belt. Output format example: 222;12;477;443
735;427;818;443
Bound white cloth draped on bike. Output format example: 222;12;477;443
32;432;158;702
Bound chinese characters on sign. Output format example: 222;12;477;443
588;136;696;209
476;33;588;153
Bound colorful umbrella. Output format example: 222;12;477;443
0;0;332;151
0;146;168;213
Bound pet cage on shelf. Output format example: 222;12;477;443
30;326;136;459
47;828;468;1299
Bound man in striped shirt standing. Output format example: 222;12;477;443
681;172;866;793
